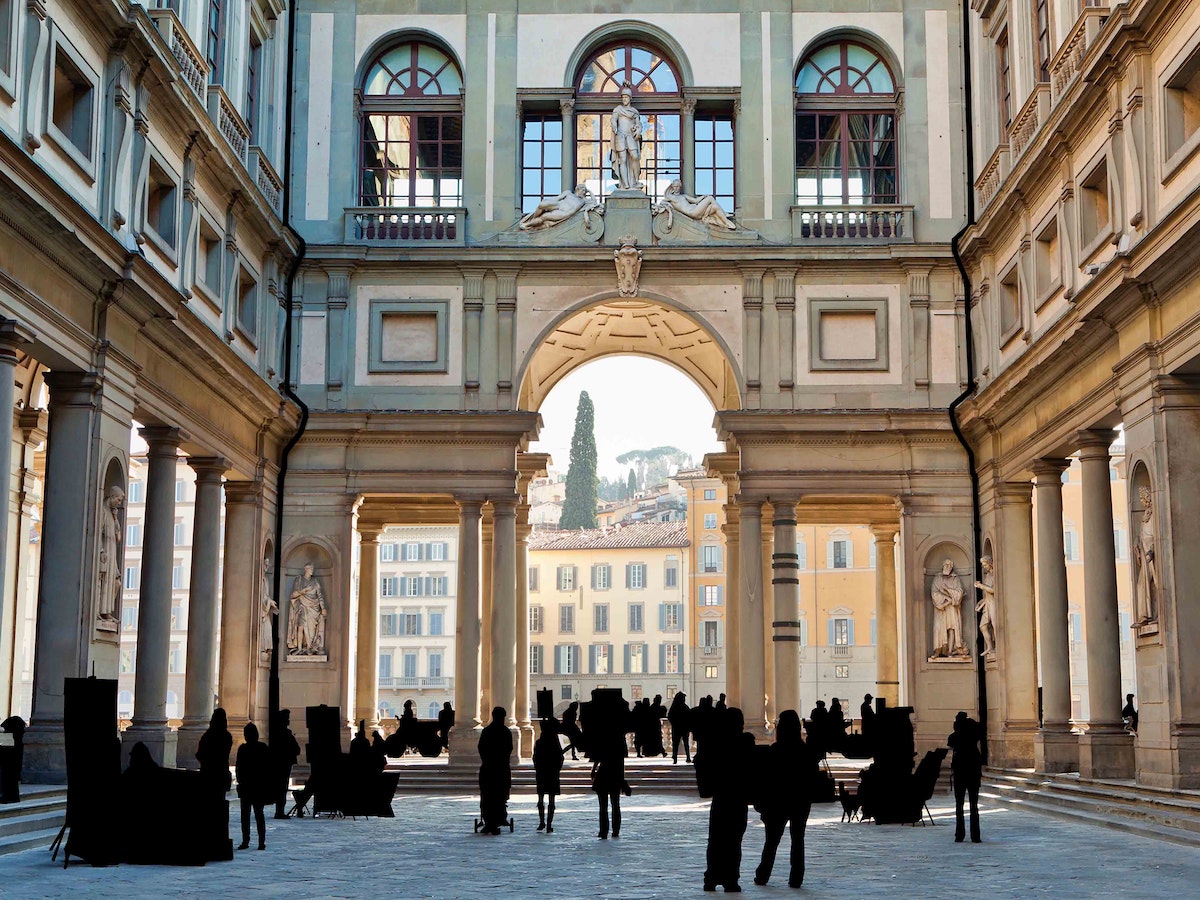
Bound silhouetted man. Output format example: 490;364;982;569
704;707;753;892
269;708;301;818
478;707;513;834
948;711;983;843
669;692;691;764
715;693;727;711
437;701;455;749
806;700;828;756
561;701;583;760
754;710;818;888
236;723;271;850
1122;694;1138;733
860;694;875;738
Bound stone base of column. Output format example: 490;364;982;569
175;721;208;770
517;722;534;759
1034;726;1080;773
20;723;66;784
1169;727;1200;790
352;710;380;736
875;680;900;708
990;721;1037;768
1079;726;1134;779
122;723;178;769
448;724;483;767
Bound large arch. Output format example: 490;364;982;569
516;293;743;413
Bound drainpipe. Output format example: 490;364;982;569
946;0;988;763
269;1;310;737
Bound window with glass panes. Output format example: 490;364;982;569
629;602;644;633
246;34;262;139
206;0;223;82
530;604;543;633
559;603;574;633
530;643;543;674
997;29;1012;131
795;41;897;206
594;603;609;633
573;41;681;202
521;113;563;213
359;42;463;207
694;112;734;211
1034;0;1051;83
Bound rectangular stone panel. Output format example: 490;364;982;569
368;300;449;373
808;298;889;371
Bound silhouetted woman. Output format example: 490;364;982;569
533;718;564;832
948;711;983;842
236;722;271;850
754;710;818;888
668;692;691;764
478;707;513;834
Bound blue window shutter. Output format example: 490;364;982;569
698;584;704;605
659;603;667;630
607;644;613;670
848;619;856;645
574;644;581;672
717;585;724;605
591;565;597;589
870;618;877;645
827;619;835;646
554;645;562;674
626;564;632;588
659;643;666;673
423;577;432;596
624;643;631;673
589;644;596;674
415;614;422;635
715;546;723;571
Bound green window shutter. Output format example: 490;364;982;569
607;644;613;670
423;576;432;596
554;645;562;674
625;563;632;588
717;585;724;604
642;643;649;672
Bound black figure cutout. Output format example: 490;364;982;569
860;694;875;739
533;718;564;833
702;706;753;892
591;719;629;839
631;698;647;757
948;711;984;843
805;700;828;757
236;723;271;850
647;694;668;757
715;693;727;711
668;692;691;764
269;708;301;819
438;701;455;749
754;710;818;888
0;715;26;803
561;701;583;760
691;695;715;754
194;708;234;862
828;697;848;750
1122;694;1138;733
477;707;513;834
399;700;417;754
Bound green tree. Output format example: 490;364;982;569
560;391;598;529
627;468;637;499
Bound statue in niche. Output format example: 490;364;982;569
1134;486;1158;624
260;558;278;664
609;83;643;191
614;235;643;297
287;562;327;656
930;559;969;658
653;180;737;231
518;184;603;231
974;555;996;658
97;486;125;621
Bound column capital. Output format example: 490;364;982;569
869;523;900;541
223;479;264;504
489;495;520;515
43;370;101;404
737;498;764;517
0;319;35;362
456;494;487;512
186;456;229;482
1031;457;1071;481
139;425;188;453
358;527;383;544
1075;428;1118;457
996;480;1034;505
770;499;797;523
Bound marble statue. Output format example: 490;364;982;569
931;559;969;658
519;184;603;231
614;235;643;297
1134;486;1158;623
974;555;996;657
609;83;643;191
653;180;736;231
287;562;327;656
97;486;125;621
260;558;278;664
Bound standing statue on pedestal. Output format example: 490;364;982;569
609;83;643;191
286;563;327;656
973;555;997;658
1134;486;1158;624
930;559;968;658
97;486;125;622
260;558;278;664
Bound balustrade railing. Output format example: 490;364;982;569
1050;6;1110;103
248;147;282;216
208;86;250;162
348;208;465;244
791;205;912;242
147;9;208;102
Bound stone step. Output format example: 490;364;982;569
0;826;62;858
986;769;1200;823
0;808;64;838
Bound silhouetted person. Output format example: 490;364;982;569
691;695;716;752
806;701;828;756
669;692;692;764
703;707;753;892
533;719;564;832
754;710;818;888
860;693;875;740
592;726;629;839
1122;693;1138;733
561;701;582;760
196;708;233;789
478;707;513;834
828;697;847;747
0;715;26;803
371;729;388;761
269;708;301;818
948;711;983;843
632;698;648;757
716;693;727;711
647;694;667;757
400;700;417;753
350;719;383;773
236;723;271;850
437;701;455;749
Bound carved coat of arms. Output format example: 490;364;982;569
615;235;643;297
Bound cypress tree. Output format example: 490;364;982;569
560;391;598;529
627;468;637;499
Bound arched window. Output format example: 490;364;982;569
359;41;463;207
795;40;897;206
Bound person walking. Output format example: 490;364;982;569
533;718;565;833
754;710;818;888
236;723;272;850
948;711;983;843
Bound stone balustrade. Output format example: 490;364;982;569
248;147;282;216
347;208;466;244
1050;5;1111;103
1009;83;1050;159
975;143;1009;209
208;86;250;162
148;8;209;102
790;204;912;242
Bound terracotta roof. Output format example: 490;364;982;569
528;520;689;551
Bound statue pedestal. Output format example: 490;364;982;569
605;190;652;246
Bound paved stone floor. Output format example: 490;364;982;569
2;792;1198;898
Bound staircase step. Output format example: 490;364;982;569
0;826;62;857
0;809;65;837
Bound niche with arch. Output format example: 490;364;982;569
259;538;276;667
1127;462;1158;628
922;541;972;662
95;456;128;638
282;541;335;662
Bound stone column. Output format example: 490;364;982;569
722;504;741;707
680;97;696;194
0;323;32;658
1076;429;1134;778
124;426;186;767
559;99;575;192
354;526;382;731
771;501;800;716
761;508;775;725
23;372;101;782
738;500;767;733
1032;458;1077;772
995;481;1038;768
480;509;494;711
176;457;227;766
515;514;532;755
217;481;263;735
870;525;901;707
450;498;483;763
490;498;518;731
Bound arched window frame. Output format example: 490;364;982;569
357;39;465;208
794;39;901;208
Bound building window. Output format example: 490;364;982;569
835;664;850;679
557;644;579;675
701;585;722;606
528;566;540;591
627;562;646;589
572;40;682;202
664;642;680;674
1114;528;1128;562
702;545;721;573
172;564;184;590
694;112;735;211
119;649;135;673
206;0;224;82
703;513;717;529
629;602;644;633
561;683;573;700
559;604;574;634
403;542;421;561
832;540;849;569
1079;160;1111;253
520;113;563;213
403;652;418;679
797;540;807;569
428;652;443;678
381;576;399;597
431;576;448;596
380;612;396;636
629;642;645;674
173;522;185;546
378;653;392;680
0;0;16;84
429;610;444;635
381;543;397;562
1164;44;1200;163
168;644;183;673
702;620;719;647
557;565;576;591
530;643;544;675
403;612;421;635
795;41;897;206
198;220;222;297
592;643;609;675
630;684;643;701
121;605;137;630
593;563;611;590
703;488;716;501
170;604;183;630
146;158;178;251
430;542;446;561
1034;0;1051;83
128;480;144;503
1034;215;1061;302
1064;529;1080;562
705;665;719;679
359;42;464;207
50;40;96;165
246;34;262;139
594;603;609;633
832;617;851;646
997;28;1012;131
126;523;142;547
661;602;682;631
237;268;258;340
530;604;544;634
664;560;678;588
404;576;421;597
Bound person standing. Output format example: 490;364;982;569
236;723;272;850
948;711;983;843
533;719;565;833
478;707;513;835
703;707;753;892
668;692;691;764
1122;694;1139;733
437;701;455;750
592;726;629;839
754;710;818;888
561;701;583;760
269;708;301;818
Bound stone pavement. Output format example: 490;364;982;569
1;792;1197;899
